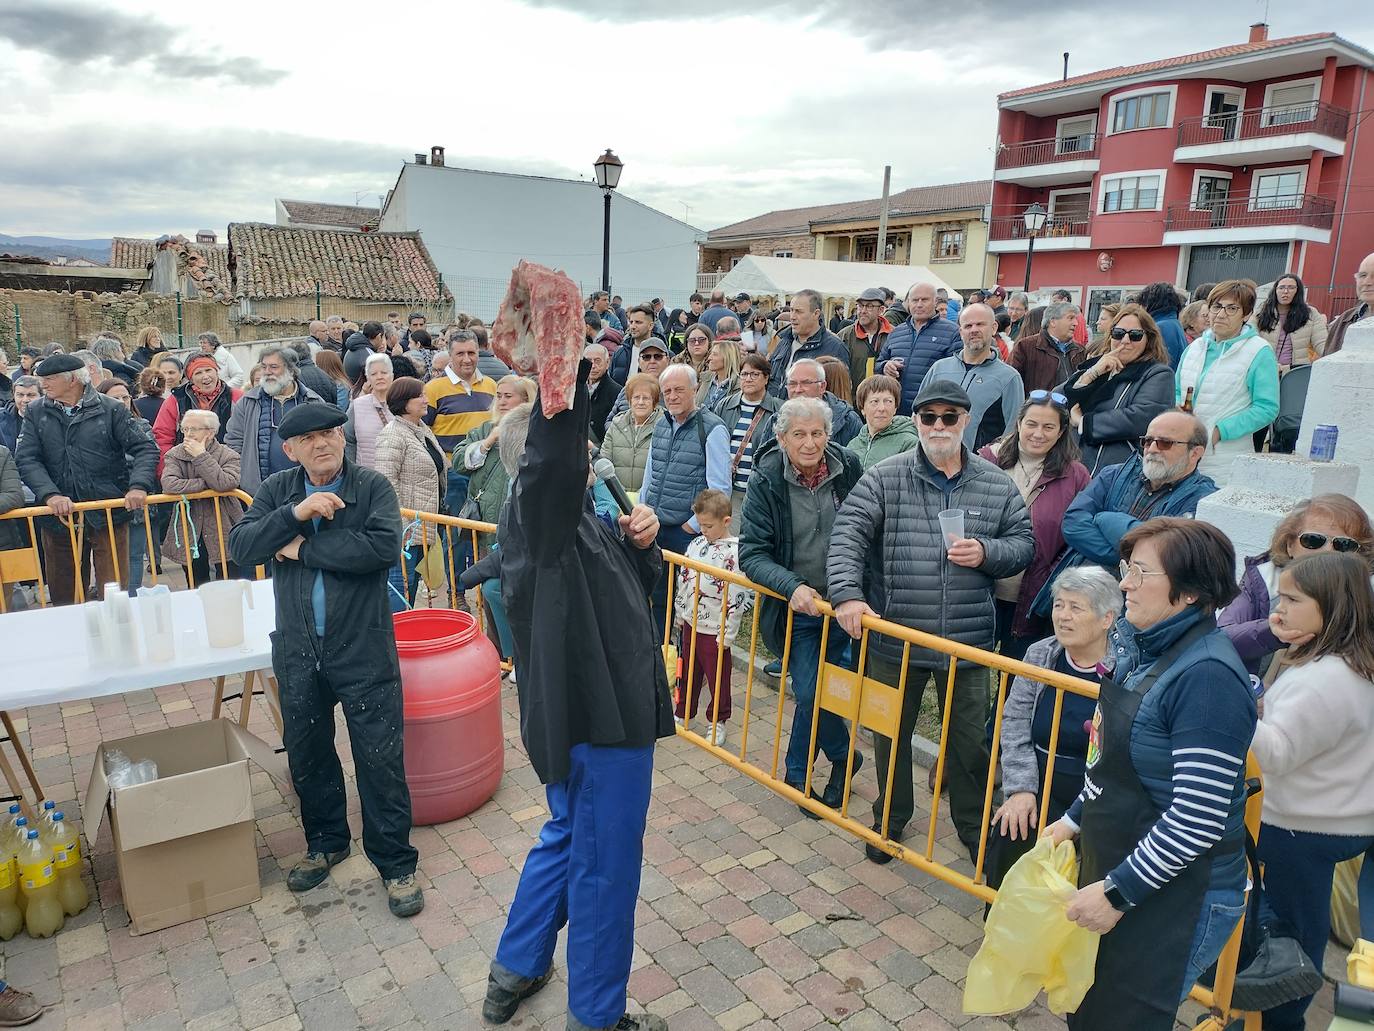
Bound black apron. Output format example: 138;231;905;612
1067;617;1237;1031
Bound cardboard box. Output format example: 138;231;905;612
85;719;289;935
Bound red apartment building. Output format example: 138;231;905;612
989;24;1373;320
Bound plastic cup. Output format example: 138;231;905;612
938;509;965;550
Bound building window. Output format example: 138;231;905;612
773;250;793;258
931;225;965;262
1111;91;1171;132
730;256;743;268
1101;173;1162;212
1056;116;1096;154
1264;81;1318;126
1252;170;1304;210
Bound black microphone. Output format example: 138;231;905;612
592;458;634;515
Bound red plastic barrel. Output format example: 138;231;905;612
392;609;504;825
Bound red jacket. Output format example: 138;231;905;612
152;384;242;476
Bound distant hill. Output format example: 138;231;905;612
0;234;111;264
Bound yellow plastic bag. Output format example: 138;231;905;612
964;836;1100;1016
1331;855;1364;949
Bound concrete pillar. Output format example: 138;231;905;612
1296;318;1374;513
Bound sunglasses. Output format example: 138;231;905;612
918;411;961;427
1297;532;1363;553
1110;327;1147;342
1028;389;1068;406
1139;435;1190;451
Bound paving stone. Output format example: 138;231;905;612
679;963;747;1016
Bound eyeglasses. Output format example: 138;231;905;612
1139;435;1190;451
739;370;766;378
1209;302;1243;316
856;302;883;310
1110;327;1147;342
1297;532;1363;553
786;378;824;388
918;411;961;427
1028;389;1068;406
1119;560;1167;586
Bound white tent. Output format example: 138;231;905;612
713;255;958;302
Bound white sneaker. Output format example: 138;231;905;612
708;724;728;747
674;716;686;730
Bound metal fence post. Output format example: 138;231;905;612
175;291;184;348
315;281;322;321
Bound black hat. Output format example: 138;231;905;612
733;292;751;302
34;353;83;376
277;403;347;441
857;287;886;302
912;380;972;412
20;347;42;358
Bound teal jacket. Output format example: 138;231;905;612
1176;324;1280;441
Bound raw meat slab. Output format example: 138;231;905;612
490;260;584;415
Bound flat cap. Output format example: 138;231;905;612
912;380;972;412
34;353;83;376
857;287;886;302
277;403;347;441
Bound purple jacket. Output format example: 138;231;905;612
1218;553;1282;675
979;447;1090;637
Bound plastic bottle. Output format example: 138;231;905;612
0;847;20;941
18;829;63;938
8;816;28;916
49;813;88;917
36;800;58;842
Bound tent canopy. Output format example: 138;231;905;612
713;255;959;302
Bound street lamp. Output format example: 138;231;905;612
594;149;623;293
1022;202;1048;293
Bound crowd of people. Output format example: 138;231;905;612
0;250;1370;1028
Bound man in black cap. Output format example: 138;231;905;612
839;287;893;401
17;352;158;604
827;379;1034;864
228;403;422;917
731;291;754;325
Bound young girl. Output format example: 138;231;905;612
1251;551;1374;1029
673;490;749;746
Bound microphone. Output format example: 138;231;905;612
593;458;635;515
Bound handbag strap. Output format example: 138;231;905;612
731;405;767;478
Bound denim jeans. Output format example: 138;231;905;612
1179;885;1247;1002
783;614;853;786
483;577;513;659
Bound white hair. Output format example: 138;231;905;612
787;357;824;381
364;352;391;374
582;343;609;361
774;396;832;436
660;363;697;388
181;409;221;433
1050;566;1123;619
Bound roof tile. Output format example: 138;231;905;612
111;235;230;281
227;223;445;301
708;180;991;241
278;199;382;230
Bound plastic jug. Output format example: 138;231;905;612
19;829;63;938
83;600;115;665
49;814;88;917
0;849;19;941
138;585;175;663
199;580;255;648
103;585;139;664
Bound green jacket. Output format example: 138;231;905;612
463;420;509;551
848;415;919;470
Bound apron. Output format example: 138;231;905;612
1068;617;1239;1031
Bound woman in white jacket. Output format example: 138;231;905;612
1250;550;1374;1030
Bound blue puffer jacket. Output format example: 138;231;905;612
876;316;960;413
640;408;725;527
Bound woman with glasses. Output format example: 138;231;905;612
1220;493;1374;676
1045;518;1255;1029
1175;279;1280;486
978;391;1090;658
1060;303;1176;476
741;311;775;355
1252;273;1328;374
1246;551;1374;1030
710;353;780;530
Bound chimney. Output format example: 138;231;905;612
1249;22;1269;43
414;152;428;165
195;229;216;245
430;145;445;167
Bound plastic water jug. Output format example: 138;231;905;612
83;600;115;665
138;585;176;663
199;580;255;648
103;584;139;663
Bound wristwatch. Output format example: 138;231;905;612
1102;875;1134;912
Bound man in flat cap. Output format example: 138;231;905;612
229;403;422;917
16;351;158;604
827;380;1034;865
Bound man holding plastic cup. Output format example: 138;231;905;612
828;380;1034;864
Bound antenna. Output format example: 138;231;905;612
681;201;693;221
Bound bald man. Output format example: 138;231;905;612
1325;251;1374;356
916;303;1023;450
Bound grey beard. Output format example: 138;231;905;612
262;374;293;397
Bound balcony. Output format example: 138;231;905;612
1162;192;1336;246
986;212;1093;254
1174;101;1349;165
993;134;1100;187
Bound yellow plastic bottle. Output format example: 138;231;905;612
18;829;63;938
49;813;88;917
8;816;28;916
0;850;20;941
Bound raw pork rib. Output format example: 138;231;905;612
491;260;584;416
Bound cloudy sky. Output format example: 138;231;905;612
0;0;1370;239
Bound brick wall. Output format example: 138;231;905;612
698;233;818;273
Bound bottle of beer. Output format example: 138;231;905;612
1181;386;1195;412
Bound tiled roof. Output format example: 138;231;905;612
278;199;382;230
227;223;445;301
110;236;230;281
1000;33;1337;100
708;180;992;241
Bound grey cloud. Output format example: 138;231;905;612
0;0;285;86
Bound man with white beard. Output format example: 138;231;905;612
226;344;327;496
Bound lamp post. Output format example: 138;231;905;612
594;149;623;294
1022;201;1048;293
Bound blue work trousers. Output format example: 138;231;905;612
493;742;654;1029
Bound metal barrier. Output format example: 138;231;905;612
1;493;1259;1026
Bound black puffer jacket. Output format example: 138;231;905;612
342;332;375;384
15;385;159;530
738;438;864;656
826;446;1035;669
1059;357;1175;476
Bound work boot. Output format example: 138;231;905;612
865;821;906;865
0;983;44;1027
286;847;350;892
821;752;864;809
384;874;424;918
483;967;553;1024
1228;932;1323;1011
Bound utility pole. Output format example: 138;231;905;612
875;166;892;263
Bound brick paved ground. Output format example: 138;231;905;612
0;668;1341;1030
